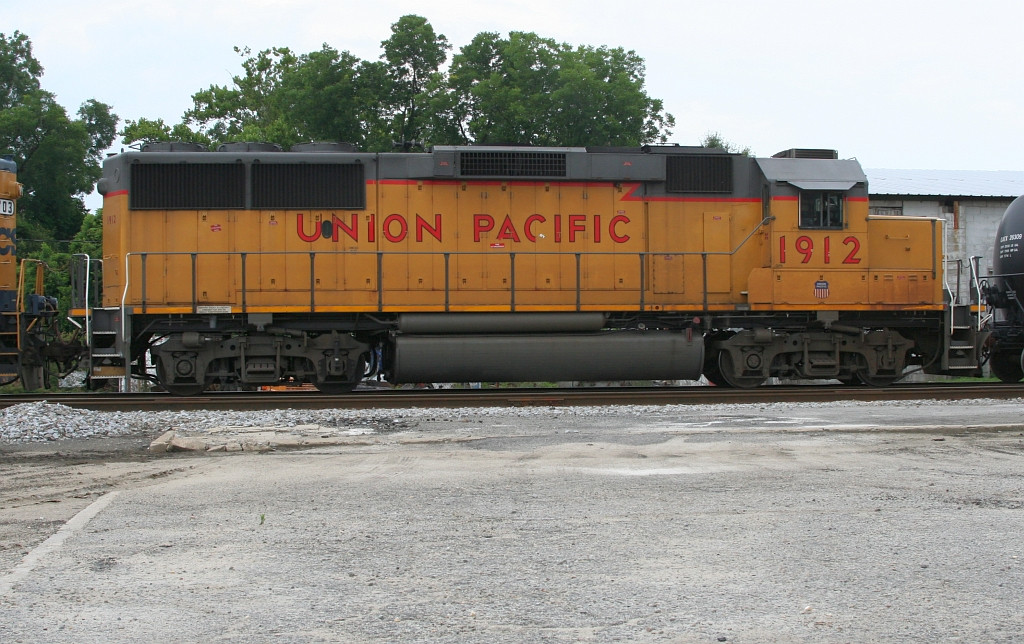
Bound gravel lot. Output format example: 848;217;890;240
1;399;1023;642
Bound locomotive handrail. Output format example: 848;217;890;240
119;216;776;314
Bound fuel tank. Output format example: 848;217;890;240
390;331;704;383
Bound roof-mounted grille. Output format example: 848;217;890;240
458;151;567;177
666;155;733;193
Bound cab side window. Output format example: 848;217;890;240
799;191;843;229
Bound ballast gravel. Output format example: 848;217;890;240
1;397;1022;444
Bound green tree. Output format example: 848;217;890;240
379;15;450;149
422;31;673;147
158;44;375;150
0;31;117;245
121;16;674;151
701;131;752;156
120;117;211;147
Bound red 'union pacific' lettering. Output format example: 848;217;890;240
298;212;631;244
472;213;630;244
297;213;443;244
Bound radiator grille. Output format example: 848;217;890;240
130;163;245;209
458;151;566;177
252;163;365;209
666;155;733;193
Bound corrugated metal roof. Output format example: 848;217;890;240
866;169;1024;198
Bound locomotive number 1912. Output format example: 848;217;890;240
779;235;862;265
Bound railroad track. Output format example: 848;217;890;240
1;382;1023;412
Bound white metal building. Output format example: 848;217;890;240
866;168;1024;301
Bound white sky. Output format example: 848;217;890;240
7;0;1024;205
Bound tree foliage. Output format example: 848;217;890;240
122;15;674;151
423;31;673;147
0;31;117;245
701;131;752;156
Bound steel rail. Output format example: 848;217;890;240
1;382;1022;412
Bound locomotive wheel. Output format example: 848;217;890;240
315;380;360;395
163;383;207;396
857;373;898;387
989;349;1024;383
716;351;766;388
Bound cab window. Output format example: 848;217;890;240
800;191;843;229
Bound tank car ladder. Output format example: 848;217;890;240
71;254;130;390
941;257;987;375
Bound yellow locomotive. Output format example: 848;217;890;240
0;155;68;388
74;143;985;394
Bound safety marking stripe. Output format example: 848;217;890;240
0;491;121;598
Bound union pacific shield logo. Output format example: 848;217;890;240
814;280;830;299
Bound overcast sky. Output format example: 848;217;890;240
7;0;1024;178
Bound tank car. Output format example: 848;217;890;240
983;194;1024;381
72;143;986;394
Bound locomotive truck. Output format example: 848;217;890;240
66;143;987;394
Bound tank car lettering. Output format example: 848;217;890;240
416;214;442;242
496;216;521;242
382;214;408;243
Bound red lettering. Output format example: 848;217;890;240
368;214;376;243
779;235;787;263
524;214;545;242
496;215;521;242
609;215;630;243
842;236;862;264
383;214;408;243
416;213;442;242
594;214;601;243
554;214;562;242
297;213;321;242
333;213;358;242
474;214;494;242
796;236;813;263
568;214;586;242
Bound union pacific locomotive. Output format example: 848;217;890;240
0;155;74;389
65;142;987;394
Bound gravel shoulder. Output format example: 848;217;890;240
1;399;1023;642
